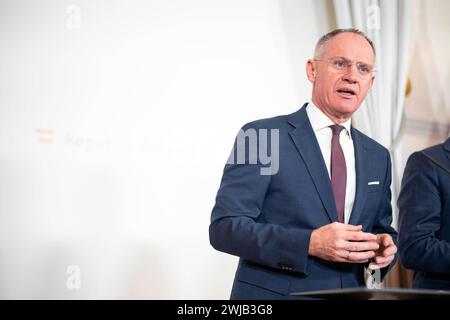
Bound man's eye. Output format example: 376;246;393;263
358;65;370;74
334;60;346;68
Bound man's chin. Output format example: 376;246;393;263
334;102;360;116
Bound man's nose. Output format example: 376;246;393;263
342;65;358;83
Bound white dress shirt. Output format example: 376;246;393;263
306;101;356;224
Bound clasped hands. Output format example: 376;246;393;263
308;222;397;269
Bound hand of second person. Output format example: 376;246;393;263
308;222;380;263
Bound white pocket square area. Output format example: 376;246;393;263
368;181;380;185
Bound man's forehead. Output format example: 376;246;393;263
320;33;375;61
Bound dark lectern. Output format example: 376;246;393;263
291;287;450;300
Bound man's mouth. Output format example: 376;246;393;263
336;88;356;96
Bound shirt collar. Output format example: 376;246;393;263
306;101;352;138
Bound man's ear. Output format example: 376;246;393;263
368;73;375;90
306;59;316;83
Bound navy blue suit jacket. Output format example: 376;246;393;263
398;138;450;290
210;104;397;299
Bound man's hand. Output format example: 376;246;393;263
308;222;379;263
368;233;397;270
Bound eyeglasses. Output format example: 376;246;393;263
314;57;375;76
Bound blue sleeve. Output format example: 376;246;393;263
209;125;312;275
398;152;450;275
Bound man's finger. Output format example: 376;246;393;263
335;251;370;264
343;240;379;252
381;244;397;257
334;250;352;263
369;261;390;270
347;250;376;261
373;255;391;265
342;224;363;231
371;254;395;267
351;259;370;264
383;235;393;246
344;231;377;242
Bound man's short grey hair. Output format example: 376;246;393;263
314;28;376;59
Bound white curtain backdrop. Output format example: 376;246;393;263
333;0;412;229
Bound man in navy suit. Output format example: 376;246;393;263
398;138;450;290
209;29;398;299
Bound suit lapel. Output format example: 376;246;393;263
348;128;368;226
288;104;338;223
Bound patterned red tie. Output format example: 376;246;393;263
329;125;347;223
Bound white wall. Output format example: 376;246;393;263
399;0;450;178
0;0;334;299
